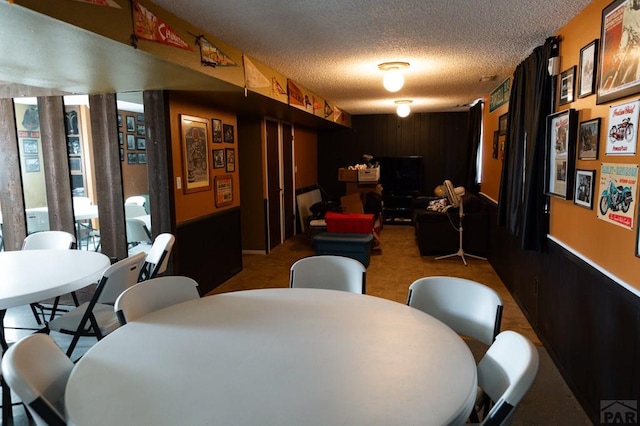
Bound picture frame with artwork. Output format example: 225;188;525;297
117;113;122;128
498;113;508;136
136;124;146;137
492;130;499;159
127;134;135;150
213;149;225;169
578;39;598;98
24;157;40;173
136;138;146;150
214;175;233;207
137;152;147;164
578;118;600;160
23;138;38;155
126;116;135;132
606;99;639;156
597;0;640;104
223;123;234;143
127;153;138;165
225;148;235;172
574;169;595;209
545;108;578;199
212;118;223;142
559;66;576;105
180;115;211;193
118;131;123;146
69;157;82;173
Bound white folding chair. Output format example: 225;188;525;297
289;255;366;293
22;231;77;324
115;276;200;325
125;195;147;209
46;252;146;357
125;204;148;218
126;217;152;249
407;276;503;345
1;334;74;426
474;330;540;425
137;233;175;282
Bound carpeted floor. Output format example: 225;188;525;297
209;224;592;425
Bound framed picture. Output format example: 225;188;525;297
127;134;135;150
578;39;598;98
24;156;40;173
69;157;82;173
559;66;576;105
574;169;595;209
498;113;508;136
136;138;146;150
214;175;233;207
136;113;144;123
545;109;578;199
127;152;138;165
212;118;223;143
120;148;124;162
606;99;639;155
578;118;600;160
67;136;81;156
597;0;640;104
492;130;499;159
136;124;146;137
213;149;225;169
180;115;210;193
126;116;135;132
223;123;234;143
137;152;147;164
23;138;38;155
118;131;123;146
117;113;122;128
225;148;235;172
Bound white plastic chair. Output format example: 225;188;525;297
289;255;366;293
22;231;77;324
125;204;148;218
46;252;146;357
125;195;147;208
407;276;503;345
137;233;175;281
475;330;540;425
126;217;152;248
1;334;74;426
115;276;200;325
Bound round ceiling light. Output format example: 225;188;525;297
395;100;413;117
378;62;410;92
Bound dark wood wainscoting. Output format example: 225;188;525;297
175;207;242;295
487;203;640;423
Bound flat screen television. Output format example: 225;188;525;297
376;156;424;195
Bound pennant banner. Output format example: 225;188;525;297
287;79;305;107
197;36;236;67
72;0;121;7
324;100;334;118
133;1;192;51
243;55;270;88
272;78;287;97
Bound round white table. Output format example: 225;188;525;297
66;288;477;426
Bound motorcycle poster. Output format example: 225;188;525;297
597;163;638;230
606;99;639;155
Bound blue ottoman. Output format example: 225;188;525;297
313;232;373;267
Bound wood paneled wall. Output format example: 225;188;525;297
317;112;469;199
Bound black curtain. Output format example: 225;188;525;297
465;101;483;193
497;37;557;251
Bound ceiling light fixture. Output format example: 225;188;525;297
395;100;413;117
378;62;410;92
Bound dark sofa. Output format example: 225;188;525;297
412;193;489;256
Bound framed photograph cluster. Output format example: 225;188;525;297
545;109;578;200
212;118;235;144
118;110;146;165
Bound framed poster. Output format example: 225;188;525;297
136;124;146;137
574;169;595;209
213;148;225;169
225;148;235;172
126;115;135;132
127;152;138;165
559;66;576;105
212;118;223;142
578;39;598;98
578;118;600;160
597;0;640;104
597;163;638;230
545;109;578;199
214;175;233;207
606;99;639;155
180;115;210;193
127;134;135;150
498;113;508;136
223;123;234;143
136;138;146;150
137;152;147;164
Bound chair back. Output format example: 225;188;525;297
95;252;146;304
126;218;152;245
125;204;148;218
125;195;146;207
72;196;93;208
115;276;200;324
290;255;366;293
478;330;540;425
1;334;74;426
22;230;75;250
138;233;175;281
407;276;503;345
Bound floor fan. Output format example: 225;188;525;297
436;179;487;266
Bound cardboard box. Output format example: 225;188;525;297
340;193;364;214
338;168;358;182
358;167;380;182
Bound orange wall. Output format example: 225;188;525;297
481;0;640;289
169;93;239;223
294;126;318;189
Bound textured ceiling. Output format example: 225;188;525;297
152;0;592;115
